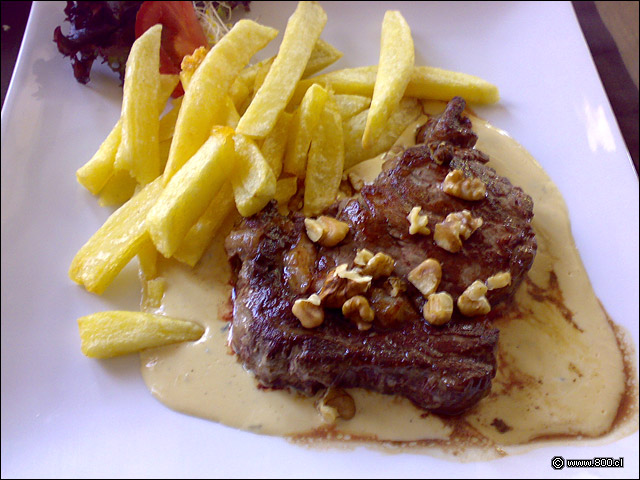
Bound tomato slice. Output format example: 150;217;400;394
135;1;208;95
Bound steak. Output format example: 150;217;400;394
225;97;537;415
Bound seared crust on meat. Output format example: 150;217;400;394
225;97;536;415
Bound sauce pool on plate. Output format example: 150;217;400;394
139;101;638;459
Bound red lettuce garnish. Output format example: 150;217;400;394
53;1;144;84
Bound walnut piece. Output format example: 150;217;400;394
347;172;365;192
359;252;395;279
423;292;454;326
457;280;491;316
486;271;512;290
318;264;371;308
353;248;374;267
408;258;442;297
342;295;375;331
292;294;324;328
407;206;431;235
317;387;356;422
304;216;350;247
387;277;407;297
434;210;483;253
442;169;486;201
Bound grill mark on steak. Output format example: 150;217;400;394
225;97;536;415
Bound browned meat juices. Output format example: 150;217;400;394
225;97;536;415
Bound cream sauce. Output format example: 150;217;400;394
139;101;637;458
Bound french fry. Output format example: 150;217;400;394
97;169;137;207
147;126;236;258
343;97;421;170
302;38;343;78
78;311;204;359
173;183;235;267
232;133;277;217
283;83;329;179
253;57;274;93
236;1;327;139
142;277;167;310
291;65;499;106
230;37;341;113
404;66;500;103
137;238;159;281
76;120;122;195
224;96;241;128
274;176;299;209
303;96;344;216
114;24;162;185
179;45;209;92
159;97;183;142
69;177;164;294
260;110;293;178
164;20;278;182
362;11;414;148
333;94;371;119
76;74;178;195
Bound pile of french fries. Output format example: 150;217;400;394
72;2;499;358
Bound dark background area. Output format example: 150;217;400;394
2;1;638;174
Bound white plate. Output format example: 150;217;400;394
2;1;638;477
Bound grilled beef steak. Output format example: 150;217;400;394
225;97;536;415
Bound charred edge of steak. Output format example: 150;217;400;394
225;97;536;416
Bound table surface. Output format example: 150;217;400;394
2;1;638;174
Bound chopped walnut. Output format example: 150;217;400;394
486;271;512;290
317;387;356;422
407;258;442;297
434;210;483;253
304;216;350;247
318;264;372;308
360;252;395;279
387;277;407;297
457;280;491;317
407;206;431;235
347;172;365;192
423;292;454;326
442;169;486;201
292;294;324;328
353;248;374;267
342;295;375;331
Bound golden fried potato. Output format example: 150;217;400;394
232;133;277;217
137;238;159;281
77;74;178;195
291;65;499;106
114;24;162;185
173;182;236;267
230;37;341;114
78;311;204;359
303;95;344;216
236;1;327;139
69;177;164;294
76;120;123;195
283;83;329;178
260;110;293;178
274;176;299;211
97;169;137;207
333;94;371;120
362;11;414;148
147;126;236;258
142;277;167;310
405;66;500;103
158;97;183;142
302;38;343;78
343;97;421;169
164;20;278;181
